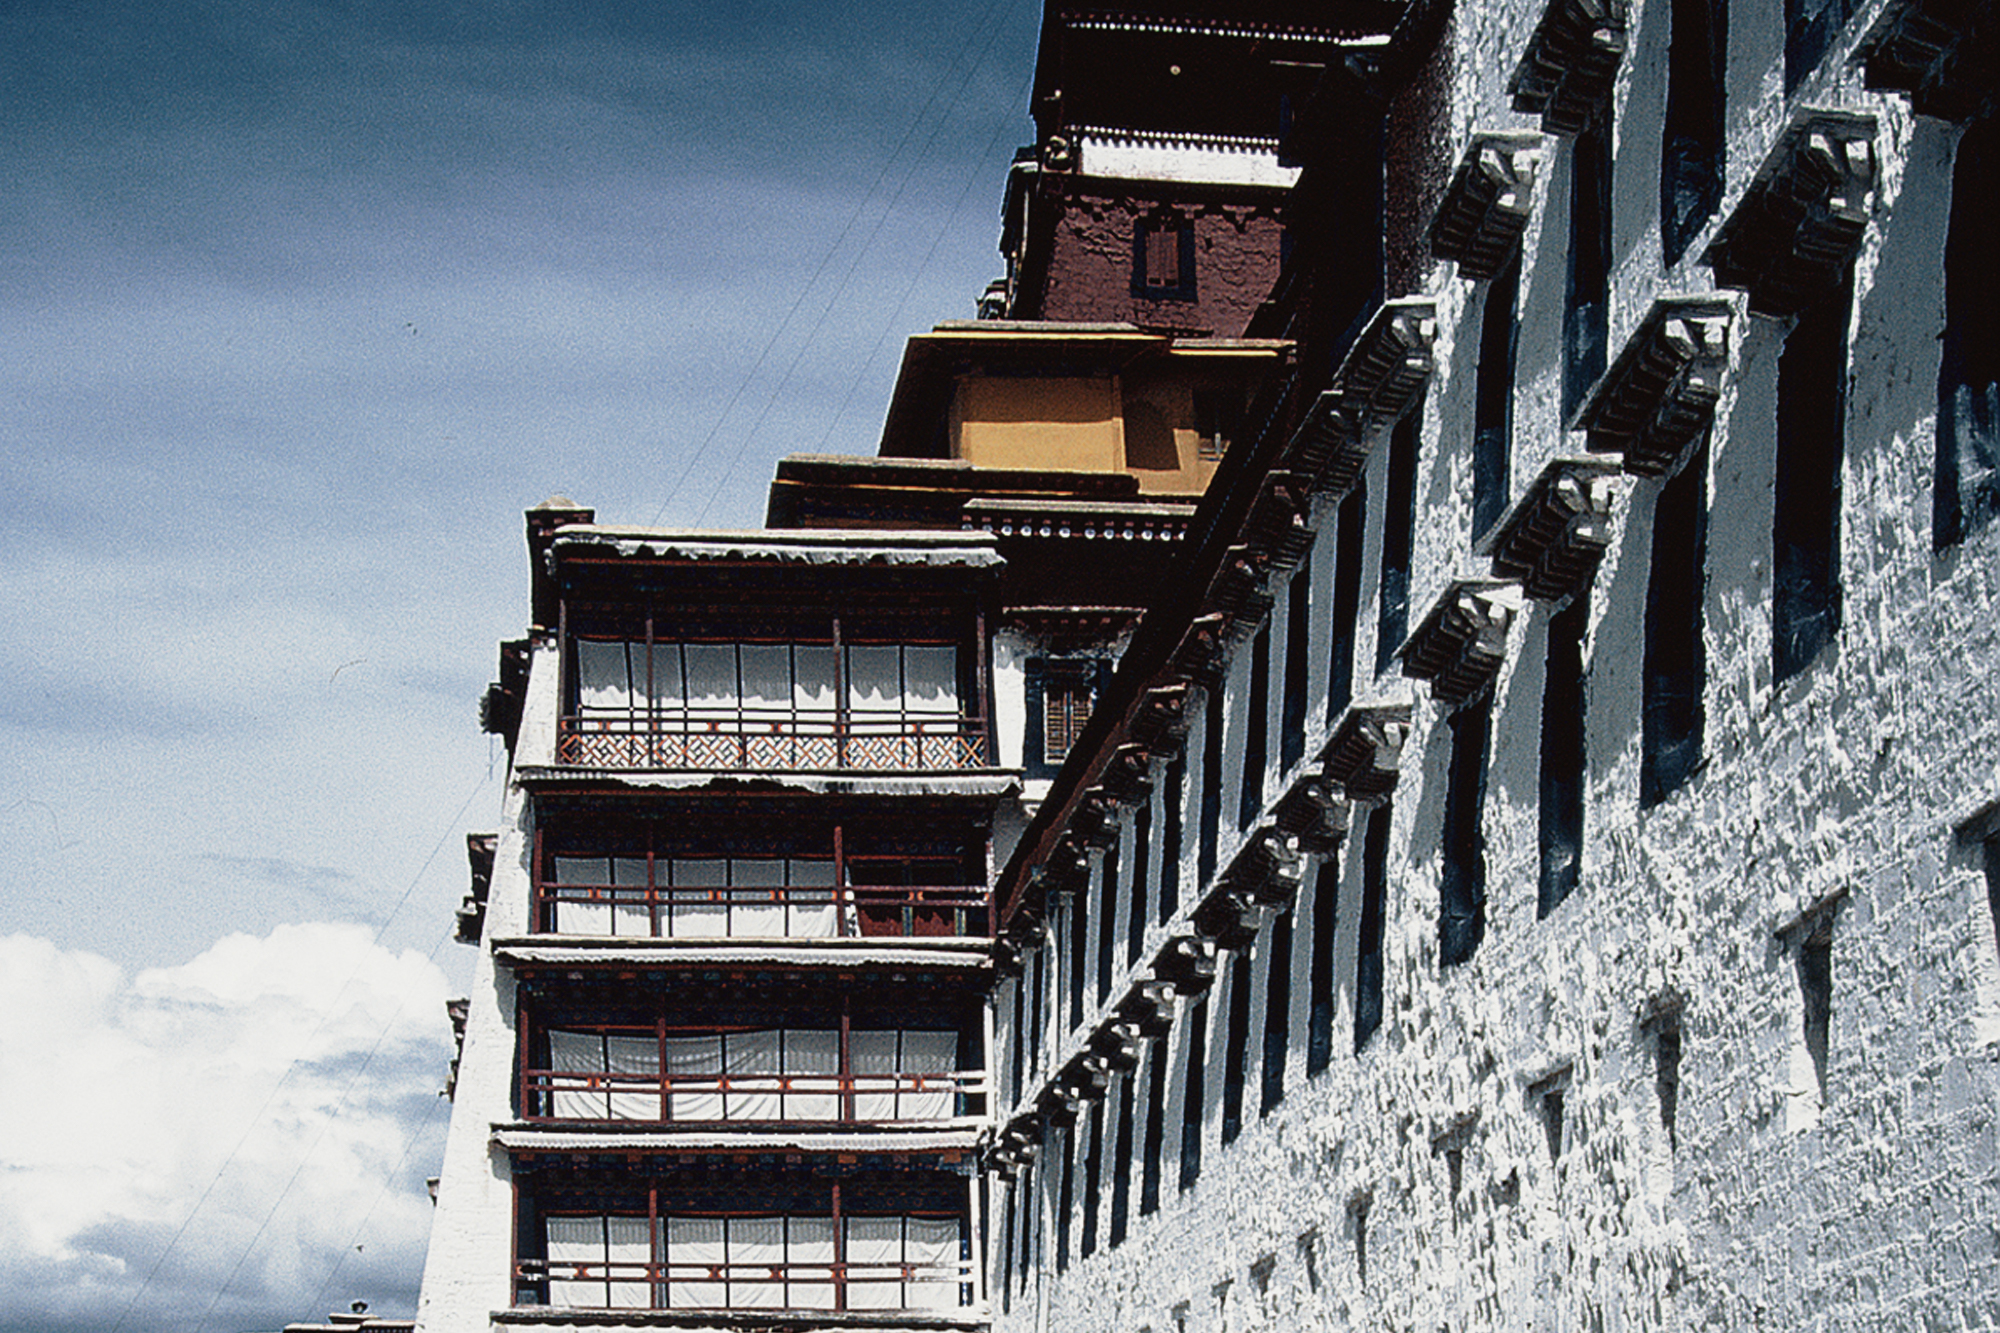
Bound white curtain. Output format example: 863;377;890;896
903;646;960;719
611;856;653;935
575;641;634;714
669;859;728;937
787;1217;837;1309
849;1030;900;1122
605;1034;659;1120
682;645;737;722
725;1030;783;1121
729;1216;785;1309
843;1217;903;1310
845;646;901;728
737;646;791;727
605;1216;652;1309
782;1028;839;1121
545;1216;606;1308
850;1031;959;1120
547;1030;610;1120
664;1034;723;1121
899;1030;959;1120
552;856;611;935
793;646;837;731
787;858;838;937
728;858;787;936
664;1217;725;1309
904;1216;961;1310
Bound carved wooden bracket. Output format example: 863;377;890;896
1480;456;1623;600
1429;132;1545;279
1574;296;1734;476
1509;0;1628;134
1399;580;1523;708
1705;111;1875;319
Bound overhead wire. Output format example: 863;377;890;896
107;766;496;1333
814;46;1041;455
647;0;1022;530
689;0;1033;526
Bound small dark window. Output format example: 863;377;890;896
1473;252;1522;539
1935;116;2000;550
1652;1006;1684;1151
1221;948;1253;1143
1440;695;1492;967
1056;1125;1075;1272
1032;660;1099;772
1539;591;1589;916
1281;563;1311;771
1355;802;1392;1052
1109;1071;1136;1246
1641;438;1709;807
1773;263;1852;683
1027;950;1045;1083
1081;1099;1104;1258
1798;915;1834;1103
1376;409;1422;675
1068;894;1087;1032
1128;801;1152;967
1010;971;1026;1102
1307;858;1340;1077
999;1175;1014;1311
1198;688;1225;886
1329;480;1367;717
1097;846;1119;1004
1785;0;1857;92
1141;1041;1168;1214
1662;0;1728;265
1566;119;1614;421
1015;1164;1034;1293
1134;214;1197;301
1179;995;1209;1191
1160;755;1184;922
1261;909;1293;1115
1531;1073;1570;1163
1986;834;2000;963
1240;622;1272;830
1194;389;1242;462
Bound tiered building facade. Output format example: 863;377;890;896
419;0;1999;1327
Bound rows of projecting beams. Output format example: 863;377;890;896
984;15;1897;1172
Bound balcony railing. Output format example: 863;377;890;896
520;1213;976;1314
556;714;992;771
521;1069;988;1125
536;882;994;939
518;1256;980;1313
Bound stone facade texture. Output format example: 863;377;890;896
984;0;2000;1331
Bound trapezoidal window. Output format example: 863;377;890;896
1661;0;1728;265
1773;262;1852;684
1133;213;1196;301
1641;439;1709;807
1936;115;2000;550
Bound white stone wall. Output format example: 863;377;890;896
415;644;558;1333
990;0;2000;1325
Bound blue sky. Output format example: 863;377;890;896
0;2;1038;1327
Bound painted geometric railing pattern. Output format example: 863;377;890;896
556;717;991;771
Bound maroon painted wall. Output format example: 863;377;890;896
1026;183;1287;338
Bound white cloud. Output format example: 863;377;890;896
0;924;453;1333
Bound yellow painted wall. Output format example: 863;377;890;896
950;376;1124;472
943;354;1275;495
